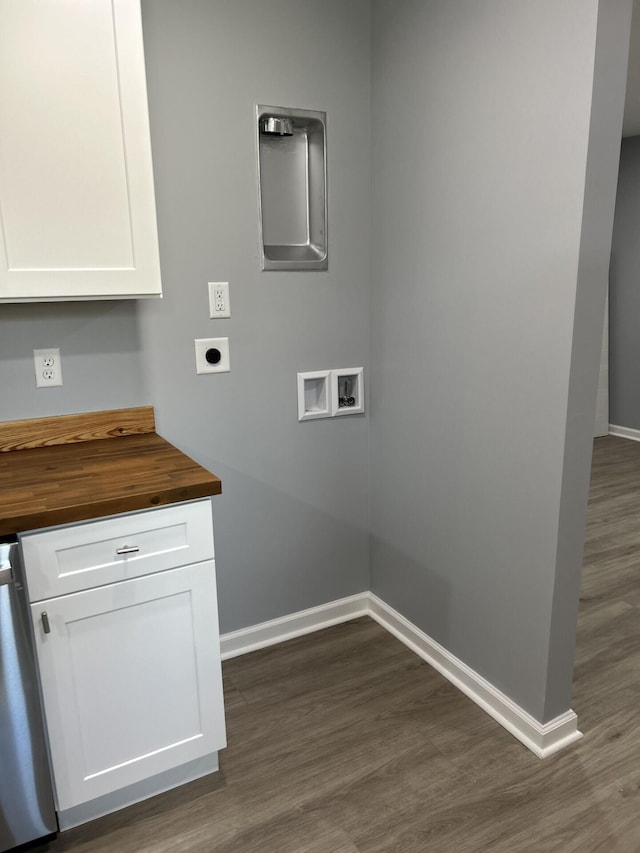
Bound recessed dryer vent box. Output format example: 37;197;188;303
297;371;331;421
257;105;327;272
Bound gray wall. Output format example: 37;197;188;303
369;0;630;721
546;0;632;720
610;136;640;429
0;0;371;636
0;1;629;727
0;302;145;422
138;0;371;633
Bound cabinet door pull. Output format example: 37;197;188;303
42;612;51;634
116;545;140;556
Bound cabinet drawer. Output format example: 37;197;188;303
20;500;214;601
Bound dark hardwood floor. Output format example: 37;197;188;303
36;436;640;851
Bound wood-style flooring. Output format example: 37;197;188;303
35;436;640;852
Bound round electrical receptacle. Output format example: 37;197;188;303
206;348;222;365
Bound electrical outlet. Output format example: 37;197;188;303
195;338;230;374
208;281;230;318
34;348;63;388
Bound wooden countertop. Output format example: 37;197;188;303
0;407;221;536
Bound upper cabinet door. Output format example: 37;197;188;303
0;0;162;301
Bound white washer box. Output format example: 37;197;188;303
331;368;364;416
297;368;365;421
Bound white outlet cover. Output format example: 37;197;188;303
208;281;230;318
34;347;63;388
195;338;230;374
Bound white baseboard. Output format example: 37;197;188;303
608;424;640;442
220;591;583;759
368;593;583;759
219;592;369;660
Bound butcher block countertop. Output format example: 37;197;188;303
0;407;221;536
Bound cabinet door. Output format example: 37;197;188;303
31;562;225;811
0;0;161;301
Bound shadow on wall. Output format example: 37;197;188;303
0;300;143;357
0;301;146;420
195;460;370;636
369;535;452;651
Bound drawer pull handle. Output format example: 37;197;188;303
42;612;51;634
116;545;140;556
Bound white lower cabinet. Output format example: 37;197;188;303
20;500;226;822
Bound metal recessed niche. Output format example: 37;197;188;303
257;105;327;272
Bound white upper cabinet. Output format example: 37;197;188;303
0;0;162;301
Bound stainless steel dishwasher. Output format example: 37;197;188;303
0;538;57;851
